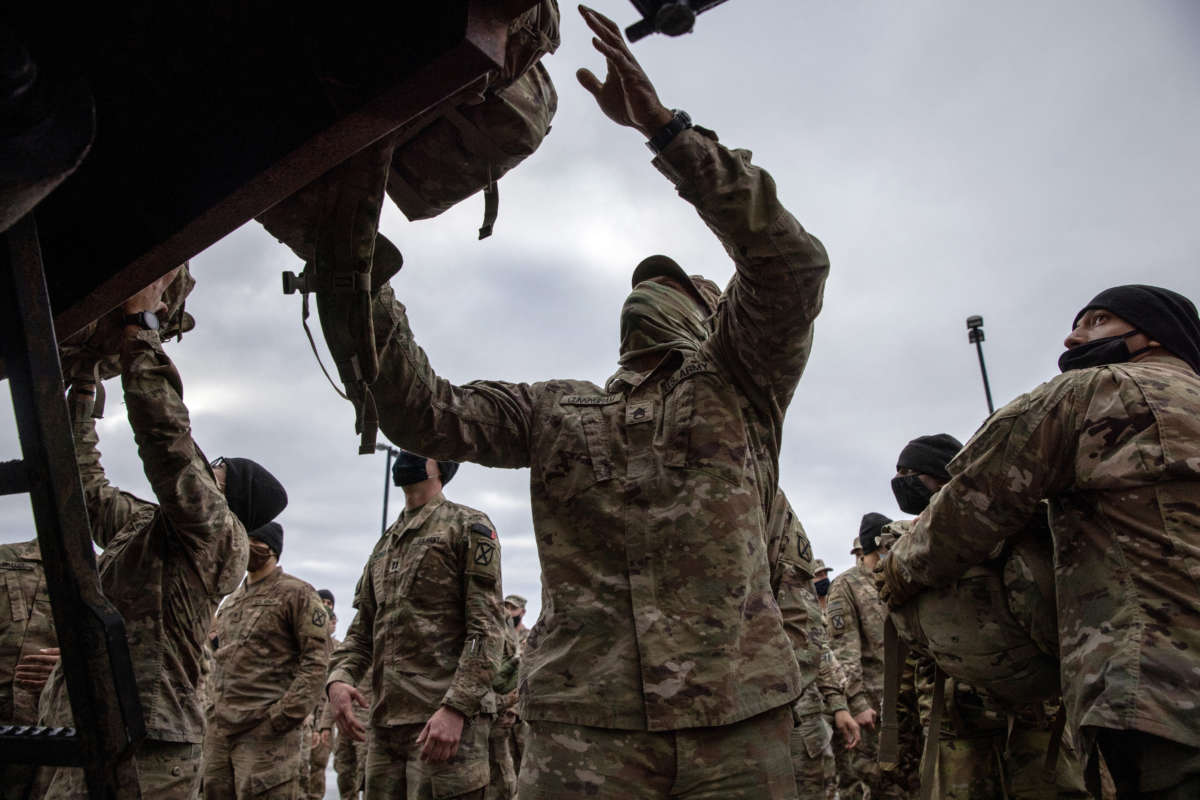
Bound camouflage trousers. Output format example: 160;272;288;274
334;726;368;799
926;726;1088;799
43;740;202;800
790;711;837;800
203;718;302;799
485;718;517;800
516;705;798;800
365;718;490;800
306;730;333;800
834;717;918;799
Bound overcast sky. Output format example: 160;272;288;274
3;0;1198;640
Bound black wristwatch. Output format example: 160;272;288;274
646;109;692;154
123;311;160;331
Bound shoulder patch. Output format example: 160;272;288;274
311;606;328;628
830;613;845;631
466;522;500;582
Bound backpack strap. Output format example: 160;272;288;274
919;664;947;800
1042;705;1067;783
879;617;908;769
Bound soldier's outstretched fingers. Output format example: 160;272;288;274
328;682;367;742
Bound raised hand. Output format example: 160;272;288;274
575;5;673;137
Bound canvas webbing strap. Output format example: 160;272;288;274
880;617;908;769
1042;705;1067;783
919;665;947;800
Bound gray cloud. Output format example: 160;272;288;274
3;0;1197;633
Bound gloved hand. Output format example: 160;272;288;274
873;553;920;608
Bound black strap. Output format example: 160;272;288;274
300;292;350;402
1042;705;1067;783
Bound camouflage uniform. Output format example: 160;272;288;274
306;635;339;800
368;124;829;798
765;493;847;800
884;352;1200;795
324;665;373;800
203;567;331;799
1;539;57;800
826;565;918;799
327;494;505;800
41;331;249;800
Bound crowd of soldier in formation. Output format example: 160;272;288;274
3;5;1199;800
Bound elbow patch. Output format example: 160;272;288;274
466;522;500;582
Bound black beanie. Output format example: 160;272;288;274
896;434;964;481
222;458;288;530
1072;285;1200;374
317;589;335;608
249;521;284;558
859;512;893;555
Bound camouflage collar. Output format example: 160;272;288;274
392;492;447;540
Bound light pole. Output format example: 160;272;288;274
966;315;995;415
375;443;400;536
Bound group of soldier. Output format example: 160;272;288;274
2;4;1199;799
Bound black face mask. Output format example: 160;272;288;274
814;577;830;597
392;452;431;487
891;474;933;515
1058;330;1148;373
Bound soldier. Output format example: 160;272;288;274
766;492;860;799
878;284;1200;798
326;452;506;800
203;521;331;799
40;269;288;800
486;610;521;800
827;514;918;799
890;433;1087;799
1;538;58;800
502;596;529;651
303;589;338;800
811;560;833;612
361;7;829;797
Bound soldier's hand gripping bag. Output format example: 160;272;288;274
59;263;196;383
887;515;1060;709
385;0;559;230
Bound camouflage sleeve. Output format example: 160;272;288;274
652;127;830;426
815;624;848;715
67;384;155;549
267;586;331;732
441;517;505;718
889;375;1079;592
120;330;248;595
825;577;869;715
369;283;538;468
328;567;375;693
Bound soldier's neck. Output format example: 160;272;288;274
247;560;277;585
402;480;442;511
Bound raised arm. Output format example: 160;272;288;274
370;284;536;468
67;381;155;549
577;5;829;422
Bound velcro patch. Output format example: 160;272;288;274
470;522;496;540
311;607;328;628
466;522;500;581
830;614;845;631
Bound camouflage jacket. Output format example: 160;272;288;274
765;493;847;719
0;540;57;724
211;567;330;734
313;634;339;730
826;564;886;716
368;126;829;731
327;494;505;727
889;352;1200;749
43;330;248;743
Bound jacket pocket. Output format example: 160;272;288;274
662;364;747;486
542;396;618;502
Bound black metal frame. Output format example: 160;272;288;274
1;215;145;799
